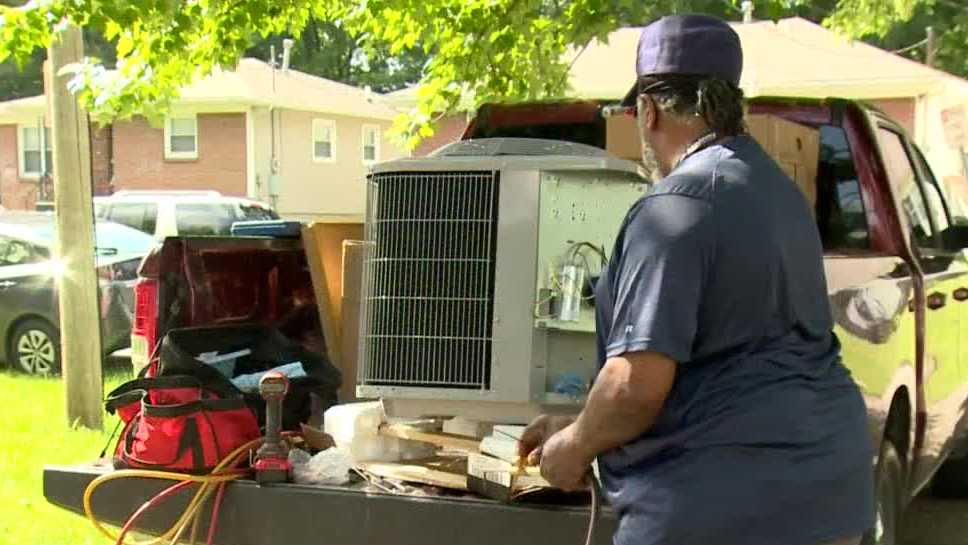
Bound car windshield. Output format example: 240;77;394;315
175;203;238;235
32;222;156;255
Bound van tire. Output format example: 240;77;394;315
863;439;903;545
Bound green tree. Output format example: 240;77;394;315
246;19;428;93
823;0;968;79
0;25;114;100
0;0;960;147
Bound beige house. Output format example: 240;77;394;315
0;58;408;220
564;17;968;216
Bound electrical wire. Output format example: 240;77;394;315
113;480;194;545
535;242;607;315
189;513;202;545
891;38;928;55
568;242;607;267
534;294;557;319
585;475;602;545
84;437;264;545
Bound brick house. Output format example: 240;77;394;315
0;59;408;221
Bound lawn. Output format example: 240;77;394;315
0;369;129;545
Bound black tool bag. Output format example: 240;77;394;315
151;324;341;431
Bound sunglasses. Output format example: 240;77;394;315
602;80;674;119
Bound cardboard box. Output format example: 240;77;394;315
606;114;641;163
466;453;550;502
605;113;820;211
301;222;364;401
746;114;819;212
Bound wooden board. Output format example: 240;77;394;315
492;425;526;441
480;435;519;464
48;25;103;430
357;458;468;491
340;240;365;402
379;424;482;452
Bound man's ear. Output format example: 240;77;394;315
637;94;657;132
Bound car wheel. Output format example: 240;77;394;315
930;451;968;498
10;319;60;376
863;439;903;545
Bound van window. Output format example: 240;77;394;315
910;144;954;233
817;126;869;251
877;128;940;250
175;203;237;235
107;202;159;235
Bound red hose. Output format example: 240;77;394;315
115;480;195;545
110;433;274;545
205;483;228;545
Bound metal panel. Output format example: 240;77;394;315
490;168;542;403
370;154;645;178
361;171;500;389
44;465;617;545
534;171;648;333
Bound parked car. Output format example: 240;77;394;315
0;213;156;375
94;190;279;240
44;97;968;545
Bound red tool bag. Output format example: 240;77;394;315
105;376;261;473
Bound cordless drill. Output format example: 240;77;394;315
254;371;292;484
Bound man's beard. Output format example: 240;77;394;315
640;139;663;182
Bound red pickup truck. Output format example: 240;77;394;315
45;97;968;545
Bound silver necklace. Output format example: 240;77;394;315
673;131;719;170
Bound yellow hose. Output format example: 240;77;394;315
84;438;263;545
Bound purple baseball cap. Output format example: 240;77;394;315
620;14;743;107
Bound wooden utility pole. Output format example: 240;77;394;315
926;26;938;68
47;24;103;430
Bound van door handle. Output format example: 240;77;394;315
927;292;947;310
954;288;968;302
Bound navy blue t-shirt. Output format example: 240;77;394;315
594;135;874;545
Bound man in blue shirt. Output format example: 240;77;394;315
519;14;874;545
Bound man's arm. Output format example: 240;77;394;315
571;350;675;455
535;350;675;489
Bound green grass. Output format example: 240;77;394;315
0;369;130;545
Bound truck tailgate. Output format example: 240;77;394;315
44;464;616;545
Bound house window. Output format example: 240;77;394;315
313;119;336;161
165;116;198;159
19;125;52;178
362;125;380;163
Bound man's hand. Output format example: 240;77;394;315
539;424;594;492
518;415;574;465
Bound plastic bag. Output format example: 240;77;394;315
289;447;352;485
